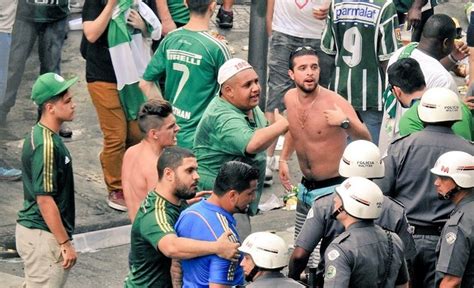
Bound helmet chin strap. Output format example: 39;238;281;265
331;206;344;220
438;186;461;200
245;266;259;282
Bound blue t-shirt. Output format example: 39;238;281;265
174;199;244;287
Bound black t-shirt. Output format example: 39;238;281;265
81;0;116;83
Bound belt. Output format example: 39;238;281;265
411;224;443;236
301;176;345;191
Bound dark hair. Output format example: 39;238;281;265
36;89;69;122
422;14;456;41
289;46;318;70
186;0;213;15
157;146;195;179
387;58;426;94
213;161;260;196
138;99;173;134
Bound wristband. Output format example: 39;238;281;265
279;160;287;163
59;239;70;245
447;54;459;64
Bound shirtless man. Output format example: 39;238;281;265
122;99;180;221
279;46;371;273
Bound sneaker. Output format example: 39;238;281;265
0;167;22;181
264;167;273;186
216;6;233;29
107;190;128;212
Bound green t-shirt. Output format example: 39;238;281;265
125;191;185;288
17;123;75;237
321;0;400;110
143;28;231;149
399;101;473;140
193;97;267;216
168;0;189;24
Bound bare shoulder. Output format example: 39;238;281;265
283;88;298;106
123;143;141;162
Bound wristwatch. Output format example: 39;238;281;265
340;118;350;129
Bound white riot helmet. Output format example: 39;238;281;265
335;177;384;220
339;140;385;179
418;87;462;123
431;151;474;189
238;232;288;269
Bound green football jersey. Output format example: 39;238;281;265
399;101;473;141
125;191;186;288
167;0;189;25
321;0;401;111
17;123;75;237
143;28;231;149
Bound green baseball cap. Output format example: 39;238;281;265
31;73;78;105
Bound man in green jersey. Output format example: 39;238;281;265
140;0;231;149
387;58;472;141
193;58;289;239
16;73;78;287
321;0;400;145
125;146;240;288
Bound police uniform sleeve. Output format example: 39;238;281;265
377;1;400;62
321;2;336;56
395;257;409;285
295;200;327;252
436;214;470;278
324;243;351;287
374;144;399;196
31;137;58;196
392;204;417;261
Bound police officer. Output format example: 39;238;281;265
324;177;409;287
289;140;415;286
431;151;474;288
239;232;305;287
375;87;474;288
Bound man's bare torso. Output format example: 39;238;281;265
284;87;348;181
122;142;160;221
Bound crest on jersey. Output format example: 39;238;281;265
445;232;456;245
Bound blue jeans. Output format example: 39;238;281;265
358;109;382;145
0;32;11;122
0;18;68;116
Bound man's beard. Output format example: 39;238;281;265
234;204;249;214
175;181;197;200
296;81;317;94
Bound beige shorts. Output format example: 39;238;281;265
15;224;69;288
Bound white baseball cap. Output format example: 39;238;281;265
217;58;253;85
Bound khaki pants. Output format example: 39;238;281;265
87;81;142;193
16;224;69;288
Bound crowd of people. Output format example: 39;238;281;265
1;0;474;287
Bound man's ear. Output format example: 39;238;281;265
392;85;402;99
222;84;233;98
288;69;295;81
164;167;174;181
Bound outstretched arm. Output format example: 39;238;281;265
158;230;240;260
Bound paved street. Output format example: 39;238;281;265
0;1;469;286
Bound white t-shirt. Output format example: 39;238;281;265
0;0;17;33
378;47;458;153
272;0;325;39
